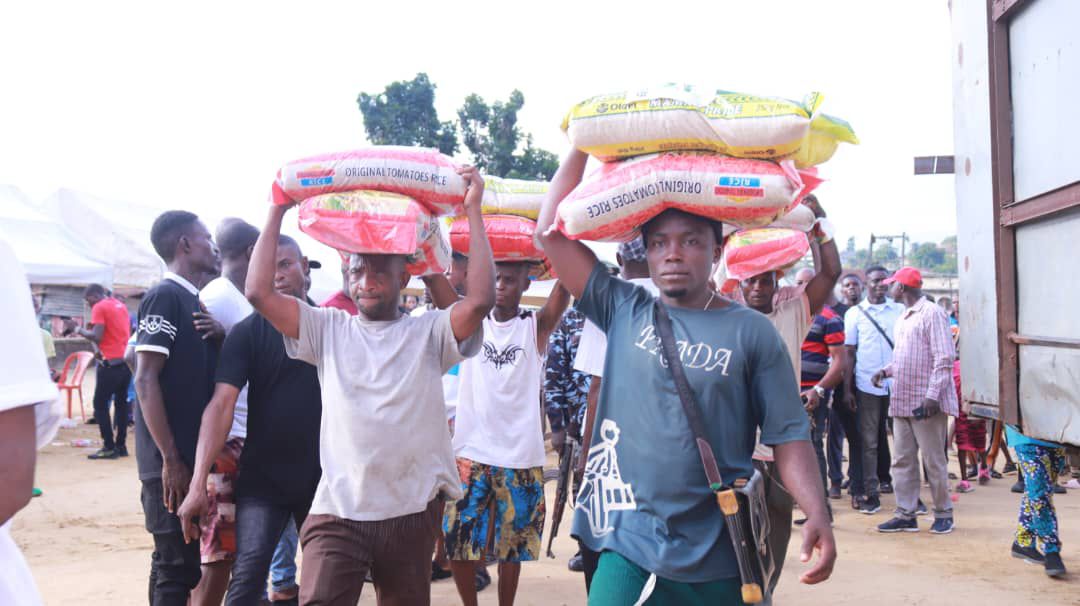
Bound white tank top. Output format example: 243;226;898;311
453;312;546;468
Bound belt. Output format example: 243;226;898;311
100;358;127;367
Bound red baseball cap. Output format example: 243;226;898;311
883;266;923;288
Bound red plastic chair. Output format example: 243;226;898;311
58;351;95;422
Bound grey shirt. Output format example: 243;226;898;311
285;301;481;521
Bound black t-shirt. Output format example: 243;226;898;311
134;276;218;481
216;312;322;506
832;302;852;402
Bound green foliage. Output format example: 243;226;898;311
842;236;957;274
356;73;459;155
457;90;558;180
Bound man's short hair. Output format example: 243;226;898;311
150;210;200;263
840;272;862;283
640;209;724;247
216;218;260;260
278;234;301;254
865;264;889;276
451;251;468;263
83;284;107;298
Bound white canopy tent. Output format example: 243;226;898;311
0;185;113;286
40;189;167;289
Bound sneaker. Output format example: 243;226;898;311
1011;542;1045;565
475;567;491;592
851;494;863;510
1044;552;1067;577
829;484;842;500
1011;480;1025;494
930;518;955;534
1053;484;1067;495
1003;462;1018;475
87;448;118;460
915;500;928;516
877;517;918;533
858;495;882;515
955;480;974;493
430;561;452;581
991;469;1003;479
880;482;894;494
948;472;958;480
978;467;991;485
31;488;42;498
115;444;129;457
568;552;584;573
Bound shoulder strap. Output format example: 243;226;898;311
653;300;726;490
856;304;894;349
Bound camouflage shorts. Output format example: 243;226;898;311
442;458;545;562
200;437;243;563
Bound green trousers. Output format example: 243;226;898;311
588;551;746;606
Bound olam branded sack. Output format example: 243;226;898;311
273;147;466;216
555;152;821;243
481;176;548;220
450;214;544;262
297;190;449;276
562;85;858;168
723;228;810;283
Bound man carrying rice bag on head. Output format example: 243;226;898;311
537;149;835;606
245;166;496;605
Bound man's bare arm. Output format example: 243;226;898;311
246;205;300;339
135;351;189;512
423;274;461;310
0;405;36;526
178;382;240;542
449;167;495;343
535;149;598;299
536;281;571;353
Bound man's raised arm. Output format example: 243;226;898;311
535;149;598;299
449;166;495;343
246;205;300;339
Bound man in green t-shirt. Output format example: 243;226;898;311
536;149;836;605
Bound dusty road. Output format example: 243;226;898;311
13;405;1080;605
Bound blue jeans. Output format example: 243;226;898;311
225;496;306;606
269;518;299;594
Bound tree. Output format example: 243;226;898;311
457;90;558;180
908;242;945;271
357;73;458;155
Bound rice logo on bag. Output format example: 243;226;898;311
555;152;821;243
274;147;467;216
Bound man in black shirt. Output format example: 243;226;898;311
178;235;322;605
134;210;222;606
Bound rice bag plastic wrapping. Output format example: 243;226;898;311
481;176;548;220
273;146;466;216
562;85;857;168
450;214;545;262
555;152;821;243
723;228;810;283
297;190;448;276
722;202;816;238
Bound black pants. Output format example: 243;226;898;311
225;495;308;606
579;540;602;592
93;362;131;450
141;479;201;605
855;390;893;497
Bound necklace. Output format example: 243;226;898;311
703;290;716;311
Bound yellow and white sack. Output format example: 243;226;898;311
481;176;548;220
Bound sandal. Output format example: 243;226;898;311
978;467;991;485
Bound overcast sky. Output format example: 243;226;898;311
0;0;957;274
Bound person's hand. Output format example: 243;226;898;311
801;388;821;413
841;391;857;413
799;513;837;584
921;398;941;418
456;165;485;215
161;457;193;514
62;318;78;334
193;304;225;342
177;485;209;544
871;370;887;388
551;429;566;453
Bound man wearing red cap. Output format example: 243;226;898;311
871;267;958;535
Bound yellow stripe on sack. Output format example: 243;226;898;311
479;205;540;220
579;138;805;163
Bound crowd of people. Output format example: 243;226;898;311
1;153;1075;606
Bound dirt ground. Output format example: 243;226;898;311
13;375;1080;605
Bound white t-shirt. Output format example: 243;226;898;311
284;302;479;521
454;312;547;469
0;237;60;606
200;277;252;439
573;277;658;378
